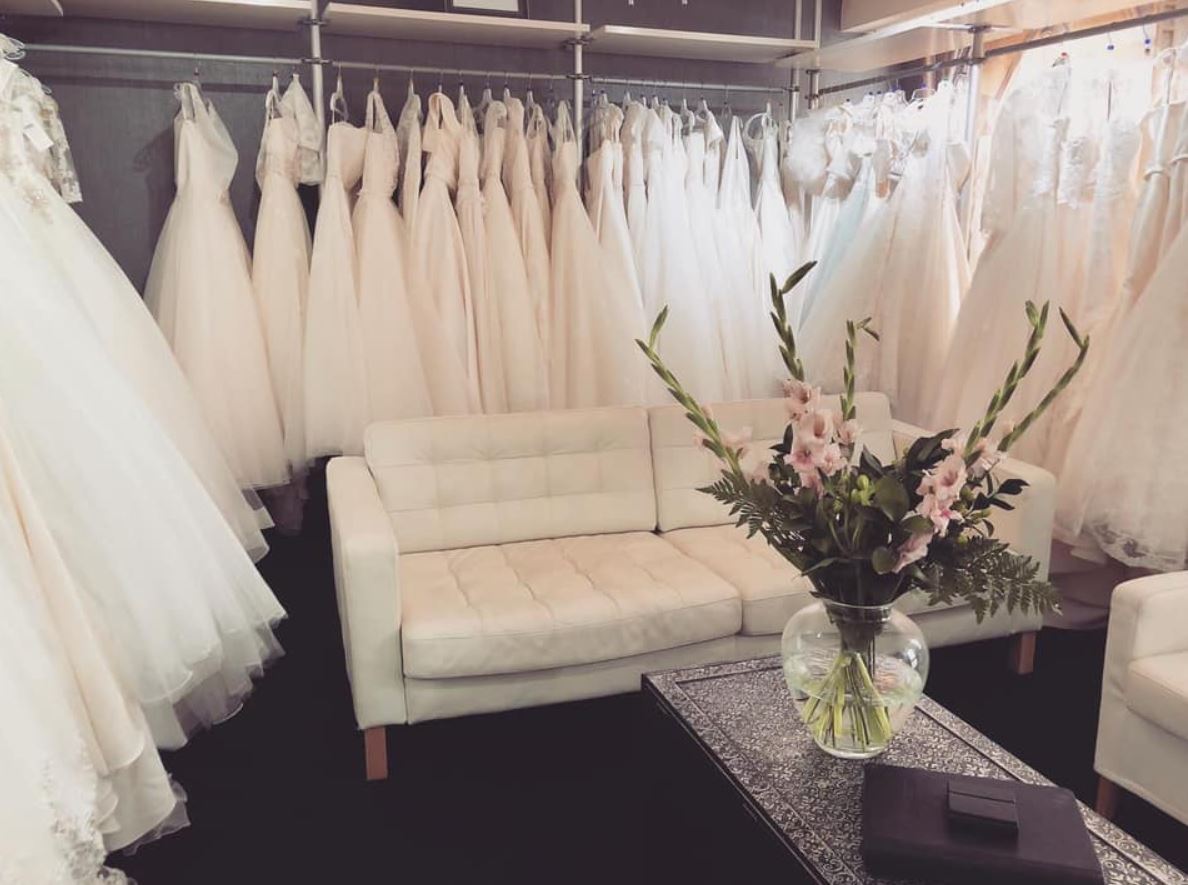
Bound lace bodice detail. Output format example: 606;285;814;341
359;90;398;198
0;59;82;205
621;100;647;191
481;100;508;184
551;101;580;188
455;92;481;192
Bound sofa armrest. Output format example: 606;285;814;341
327;457;407;729
890;420;1055;579
1105;574;1188;678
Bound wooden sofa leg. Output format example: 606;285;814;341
1096;776;1121;820
1008;631;1037;675
364;727;389;781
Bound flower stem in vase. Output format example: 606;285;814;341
799;624;894;756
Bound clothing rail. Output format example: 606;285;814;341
331;58;569;84
589;73;787;96
810;3;1188;101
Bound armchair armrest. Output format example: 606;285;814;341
327;457;407;729
890;419;1055;579
1105;573;1188;679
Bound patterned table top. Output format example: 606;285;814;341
644;656;1187;885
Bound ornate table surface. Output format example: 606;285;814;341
644;656;1188;885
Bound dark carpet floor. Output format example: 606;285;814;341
112;467;1188;884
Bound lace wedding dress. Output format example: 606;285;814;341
747;110;804;322
146;82;288;490
503;93;551;363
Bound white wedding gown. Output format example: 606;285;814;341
456;90;508;413
550;101;646;408
718;114;781;397
806;83;969;427
482;99;549;411
637;105;726;403
253;76;314;472
411;91;480;408
146;82;289;490
622;98;649;278
353;89;435;422
747;110;804;322
0;63;272;561
304;99;370;457
526;101;552;254
396;82;422;231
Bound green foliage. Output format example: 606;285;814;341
920;535;1061;623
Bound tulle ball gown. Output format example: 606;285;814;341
146;82;289;491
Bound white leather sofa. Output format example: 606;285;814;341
328;393;1053;779
1095;573;1188;825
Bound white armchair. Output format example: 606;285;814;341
1095;572;1188;825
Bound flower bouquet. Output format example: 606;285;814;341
636;263;1089;757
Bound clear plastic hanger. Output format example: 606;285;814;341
331;68;348;123
0;34;27;61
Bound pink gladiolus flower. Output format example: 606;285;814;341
748;460;773;485
836;418;862;447
796;410;835;447
893;532;931;573
786;439;817;473
797;468;824;495
916;493;963;533
815;442;846;477
918;452;967;505
784;380;820;420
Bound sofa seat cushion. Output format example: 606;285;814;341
400;532;742;679
1126;652;1188;742
661;524;966;636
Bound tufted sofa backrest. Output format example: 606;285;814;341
647;394;896;532
364;407;657;553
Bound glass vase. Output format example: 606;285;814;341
780;600;929;759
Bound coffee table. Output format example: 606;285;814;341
644;656;1187;885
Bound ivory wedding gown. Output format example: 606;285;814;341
481;99;549;411
805;83;969;427
146;82;288;490
549;101;645;408
304;95;370;457
637;105;726;403
503;93;551;361
622;98;649;276
353;89;434;421
253;76;313;471
456;90;508;413
526;101;552;252
411;91;480;407
396;82;421;230
0;63;272;560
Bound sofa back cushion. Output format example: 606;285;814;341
648;393;896;532
364;407;657;553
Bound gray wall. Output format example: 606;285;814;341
4;1;843;288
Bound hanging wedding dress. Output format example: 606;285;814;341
526;100;552;251
805;82;970;427
503;93;551;360
304;82;370;457
719;114;780;397
684;108;745;401
353;88;434;421
145;81;289;490
636;105;726;402
411;90;480;407
622;97;649;275
456;90;508;414
550;101;646;408
396;81;422;231
0;62;271;560
746;108;805;324
253;75;313;472
482;99;548;411
931;66;1103;467
804;104;855;265
1;140;285;749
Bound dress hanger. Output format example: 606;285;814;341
1;34;27;61
331;68;348;123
